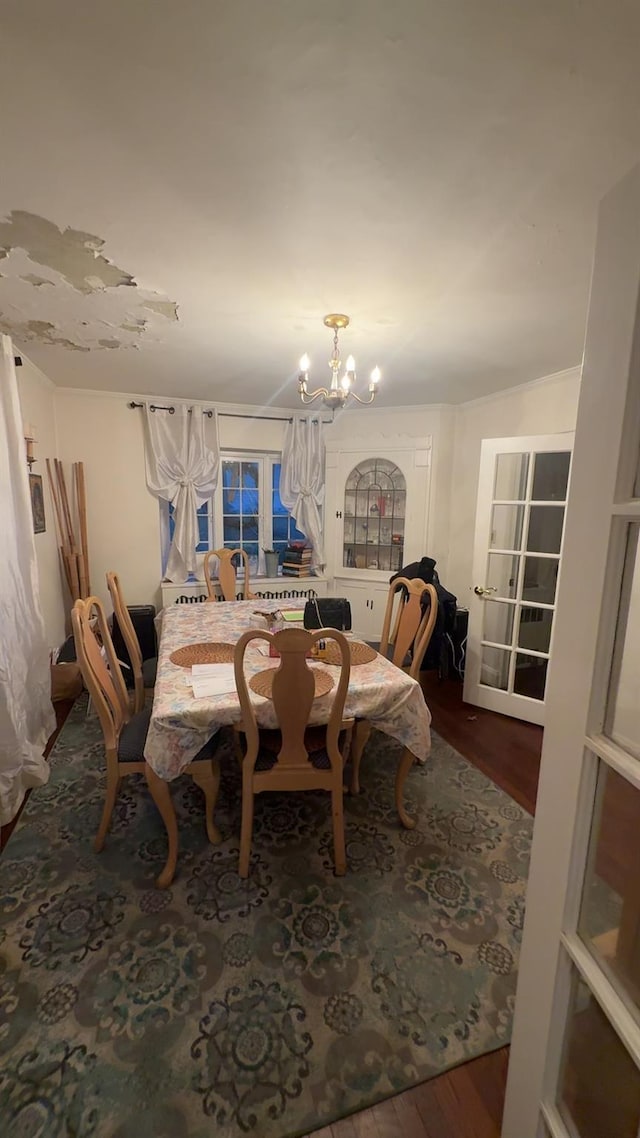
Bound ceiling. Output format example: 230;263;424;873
1;0;639;407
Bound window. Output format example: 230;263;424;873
272;462;306;559
164;453;307;577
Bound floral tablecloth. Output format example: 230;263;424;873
144;600;431;779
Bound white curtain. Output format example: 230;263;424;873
143;403;220;581
0;335;54;826
280;413;326;568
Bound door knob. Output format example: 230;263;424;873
474;585;498;597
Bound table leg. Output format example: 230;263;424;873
145;762;179;889
189;759;222;845
350;720;372;794
395;748;417;829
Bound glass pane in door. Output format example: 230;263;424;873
483;600;515;646
494;452;529;499
490;505;524;550
522;556;559;604
514;653;548;700
607;524;640;759
526;506;565;554
480;645;510;690
487;552;520;599
531;451;571;501
558;966;640;1138
518;607;553;653
579;761;640;1022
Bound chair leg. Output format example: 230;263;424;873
95;764;120;852
232;728;245;766
341;726;354;793
239;775;255;879
350;720;371;795
145;762;179;888
395;748;417;830
190;759;222;844
331;783;346;876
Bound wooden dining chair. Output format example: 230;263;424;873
72;596;221;885
233;626;353;877
204;548;256;602
106;570;157;715
378;577;439;678
351;578;438;797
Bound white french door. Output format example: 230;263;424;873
464;434;573;725
503;164;640;1136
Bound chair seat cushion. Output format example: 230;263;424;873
142;656;158;687
118;706;218;764
118;707;152;763
253;726;344;772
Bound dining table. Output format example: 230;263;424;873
143;598;432;885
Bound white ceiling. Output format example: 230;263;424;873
1;0;640;407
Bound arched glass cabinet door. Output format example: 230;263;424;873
343;458;406;571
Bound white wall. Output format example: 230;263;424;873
54;391;293;613
447;367;581;602
50;393;284;619
16;356;67;650
52;392;457;613
45;368;582;619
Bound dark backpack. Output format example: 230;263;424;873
390;557;458;674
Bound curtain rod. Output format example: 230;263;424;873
127;401;331;424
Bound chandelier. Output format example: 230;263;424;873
298;314;381;410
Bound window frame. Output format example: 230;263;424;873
161;449;309;578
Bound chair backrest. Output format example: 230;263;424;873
234;627;351;772
204;548;251;601
71;596;131;752
106;570;143;711
379;577;438;680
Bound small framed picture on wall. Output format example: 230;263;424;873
29;473;46;534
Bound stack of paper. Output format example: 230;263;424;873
190;663;237;699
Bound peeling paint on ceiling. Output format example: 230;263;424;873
0;211;135;293
0;210;179;353
0;318;90;351
21;273;54;287
142;298;179;322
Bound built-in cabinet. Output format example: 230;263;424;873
332;578;391;639
324;434;432;640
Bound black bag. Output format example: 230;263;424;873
303;597;352;631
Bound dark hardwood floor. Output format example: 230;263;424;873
3;679;544;1138
419;673;542;816
304;675;543;1138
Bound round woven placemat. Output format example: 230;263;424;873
249;667;334;700
170;642;234;666
321;640;378;666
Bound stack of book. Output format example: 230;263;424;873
282;543;312;577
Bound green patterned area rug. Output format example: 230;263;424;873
0;698;532;1137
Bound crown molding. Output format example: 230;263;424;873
458;365;582;411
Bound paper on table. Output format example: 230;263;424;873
190;663;237;699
